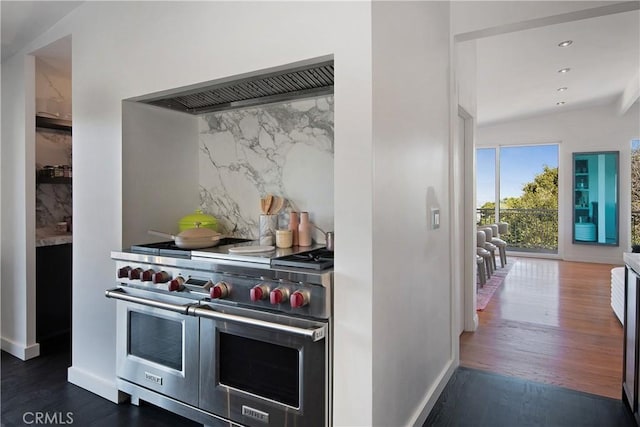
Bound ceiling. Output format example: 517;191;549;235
475;8;640;126
0;1;82;62
1;1;638;125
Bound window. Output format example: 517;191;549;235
476;144;558;253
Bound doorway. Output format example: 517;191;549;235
455;1;637;400
33;36;73;355
454;107;477;334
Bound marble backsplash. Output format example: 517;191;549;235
36;183;72;228
36;129;72;228
36;128;72;169
199;96;334;242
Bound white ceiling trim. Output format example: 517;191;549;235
455;1;639;42
617;69;640;115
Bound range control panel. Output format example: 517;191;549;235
114;261;328;319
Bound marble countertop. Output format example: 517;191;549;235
36;227;72;247
624;252;640;275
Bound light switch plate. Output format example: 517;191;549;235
431;208;440;229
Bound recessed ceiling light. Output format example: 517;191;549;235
558;40;573;47
557;87;568;92
556;101;566;106
558;68;571;73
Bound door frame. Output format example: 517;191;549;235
453;106;478;333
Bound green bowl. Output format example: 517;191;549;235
178;209;218;232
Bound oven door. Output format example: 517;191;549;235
195;304;328;427
109;287;199;407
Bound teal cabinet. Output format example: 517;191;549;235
572;152;619;246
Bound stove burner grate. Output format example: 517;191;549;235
131;238;252;257
271;248;334;270
130;241;189;257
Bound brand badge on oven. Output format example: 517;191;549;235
242;405;269;423
144;371;163;385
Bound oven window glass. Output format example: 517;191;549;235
219;333;299;407
129;311;182;371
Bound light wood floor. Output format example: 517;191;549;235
460;257;624;399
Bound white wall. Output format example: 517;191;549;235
1;54;40;360
477;102;640;264
371;2;453;426
2;1;374;424
455;40;477;118
122;102;199;248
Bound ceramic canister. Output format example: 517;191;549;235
259;214;278;246
276;229;293;248
298;212;311;246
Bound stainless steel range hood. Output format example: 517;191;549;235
139;58;334;115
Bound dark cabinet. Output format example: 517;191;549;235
623;263;640;425
36;243;72;354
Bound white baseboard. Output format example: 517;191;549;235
1;337;40;360
510;251;623;266
408;358;456;427
67;365;124;403
507;251;561;260
563;254;625;265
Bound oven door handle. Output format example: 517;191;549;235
105;288;192;315
190;306;326;342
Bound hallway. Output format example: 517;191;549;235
461;257;623;398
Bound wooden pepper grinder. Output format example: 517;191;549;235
298;212;312;247
289;211;299;246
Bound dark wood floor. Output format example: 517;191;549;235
3;347;634;427
1;349;199;427
425;366;634;427
461;257;623;398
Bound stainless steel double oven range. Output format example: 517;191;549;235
106;239;334;427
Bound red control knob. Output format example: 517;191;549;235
128;268;143;280
141;269;156;282
269;288;289;305
290;291;309;308
117;266;131;278
152;271;171;284
210;282;229;299
250;284;270;301
168;277;185;292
